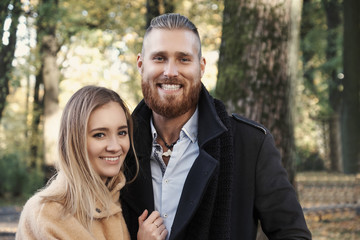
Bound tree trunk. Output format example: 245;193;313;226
322;0;343;172
342;0;360;174
216;0;300;184
0;1;12;35
36;0;61;167
328;115;342;170
41;35;61;166
146;0;175;28
0;0;21;120
29;69;43;169
146;0;160;28
288;0;303;180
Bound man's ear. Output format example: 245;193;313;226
137;54;143;74
200;57;206;78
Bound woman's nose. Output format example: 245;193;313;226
106;136;122;152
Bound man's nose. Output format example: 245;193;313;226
164;60;178;78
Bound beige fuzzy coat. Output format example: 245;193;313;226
16;172;130;240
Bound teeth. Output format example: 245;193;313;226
161;84;180;91
102;156;119;161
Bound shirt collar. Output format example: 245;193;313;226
181;106;198;143
150;118;157;142
150;106;199;144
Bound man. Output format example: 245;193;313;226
121;13;311;240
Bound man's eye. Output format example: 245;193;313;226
153;56;164;61
181;58;190;62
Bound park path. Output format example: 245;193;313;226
0;206;20;240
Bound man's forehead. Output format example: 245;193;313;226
145;28;196;37
143;29;201;55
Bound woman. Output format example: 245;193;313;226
16;86;167;240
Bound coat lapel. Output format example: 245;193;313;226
122;102;155;215
122;155;155;215
169;150;219;239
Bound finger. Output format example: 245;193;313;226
153;217;164;228
145;210;161;224
157;224;166;232
138;209;148;226
160;228;168;240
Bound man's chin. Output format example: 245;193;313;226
152;105;186;119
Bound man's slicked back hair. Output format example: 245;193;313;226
142;13;202;58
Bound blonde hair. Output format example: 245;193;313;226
42;86;138;230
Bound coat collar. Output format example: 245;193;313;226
197;84;228;147
94;172;126;219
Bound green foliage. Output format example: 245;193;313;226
0;151;44;199
296;147;325;171
300;0;343;114
0;0;22;121
59;0;146;40
0;84;45;198
296;0;344;168
300;0;327;94
36;0;61;39
179;0;223;52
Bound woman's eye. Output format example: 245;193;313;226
93;133;105;138
119;130;128;136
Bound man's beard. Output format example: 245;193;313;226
141;80;201;118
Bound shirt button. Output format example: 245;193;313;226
164;179;169;184
163;213;168;218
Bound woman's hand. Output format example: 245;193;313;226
137;209;168;240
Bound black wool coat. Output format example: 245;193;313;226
121;86;311;240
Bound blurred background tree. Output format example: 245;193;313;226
36;0;61;171
0;0;359;202
299;0;360;174
216;0;301;184
146;0;175;28
342;0;360;174
0;0;22;120
300;0;343;172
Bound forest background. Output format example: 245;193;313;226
0;0;359;239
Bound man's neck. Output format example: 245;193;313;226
152;108;196;144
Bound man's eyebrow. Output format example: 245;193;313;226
149;51;194;57
149;51;167;56
176;51;193;57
